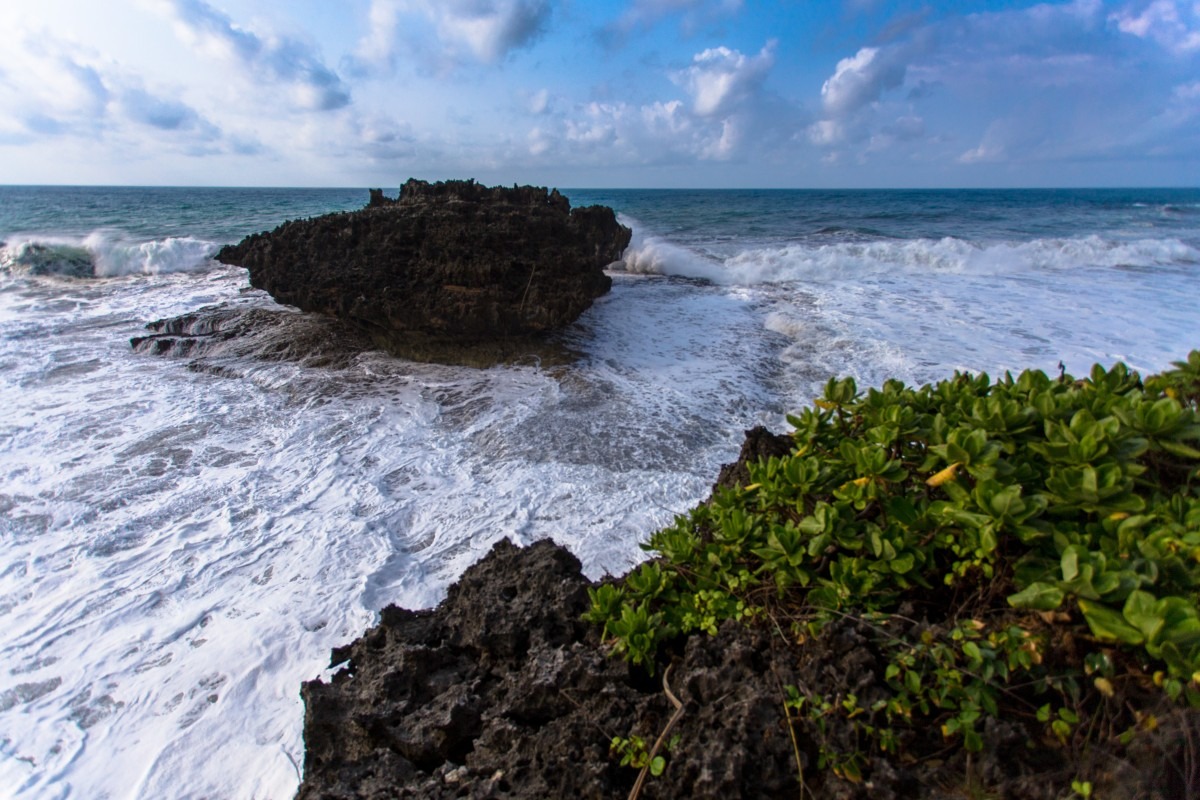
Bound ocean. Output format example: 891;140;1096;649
1;185;1198;798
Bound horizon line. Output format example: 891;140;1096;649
2;183;1198;192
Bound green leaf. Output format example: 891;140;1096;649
650;756;666;777
1061;546;1081;582
1008;582;1065;611
1158;439;1200;459
1078;599;1145;645
1122;590;1165;645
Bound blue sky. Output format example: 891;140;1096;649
0;0;1197;187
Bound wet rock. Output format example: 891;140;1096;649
217;179;631;365
130;305;374;370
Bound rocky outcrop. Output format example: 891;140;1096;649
295;427;1186;799
216;179;631;365
297;538;808;800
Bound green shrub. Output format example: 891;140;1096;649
588;350;1200;768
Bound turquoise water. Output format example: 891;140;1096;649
1;184;1198;799
4;184;1197;248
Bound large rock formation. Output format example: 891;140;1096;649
216;179;631;364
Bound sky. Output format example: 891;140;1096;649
0;0;1197;188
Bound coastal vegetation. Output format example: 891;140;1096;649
588;351;1200;795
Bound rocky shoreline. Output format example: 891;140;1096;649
296;428;1186;799
296;428;810;800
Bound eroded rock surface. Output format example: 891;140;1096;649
296;429;1187;799
216;180;630;364
297;538;805;800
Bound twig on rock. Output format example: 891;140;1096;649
628;663;686;800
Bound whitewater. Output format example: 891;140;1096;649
1;186;1198;798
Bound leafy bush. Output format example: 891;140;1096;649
586;351;1200;775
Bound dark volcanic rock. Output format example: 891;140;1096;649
296;538;806;800
712;425;793;494
296;428;1188;799
216;179;631;364
130;304;374;371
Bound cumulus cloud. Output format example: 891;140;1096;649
0;25;220;147
805;0;1200;167
1110;0;1200;54
819;46;907;118
152;0;350;111
672;41;775;117
554;99;697;162
403;0;551;64
528;40;795;165
805;42;912;148
355;0;405;70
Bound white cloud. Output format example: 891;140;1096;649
354;0;405;71
807;119;841;146
152;0;350;111
527;40;794;166
403;0;551;64
958;141;1003;164
672;41;776;117
1175;79;1200;98
820;46;907;119
803;0;1200;168
0;25;221;147
1111;0;1200;54
806;43;910;148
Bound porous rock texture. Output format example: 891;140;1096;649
298;537;808;800
216;180;631;364
297;428;1189;799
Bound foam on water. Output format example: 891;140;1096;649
2;186;1199;799
619;228;1200;286
1;234;218;279
0;265;781;799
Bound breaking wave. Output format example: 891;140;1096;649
1;233;218;278
617;230;1199;286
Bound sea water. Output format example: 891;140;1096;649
1;185;1198;798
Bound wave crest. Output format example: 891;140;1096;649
617;230;1199;286
1;233;218;278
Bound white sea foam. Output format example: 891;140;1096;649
619;230;1199;285
0;268;781;799
2;191;1199;800
618;222;726;281
0;233;217;279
